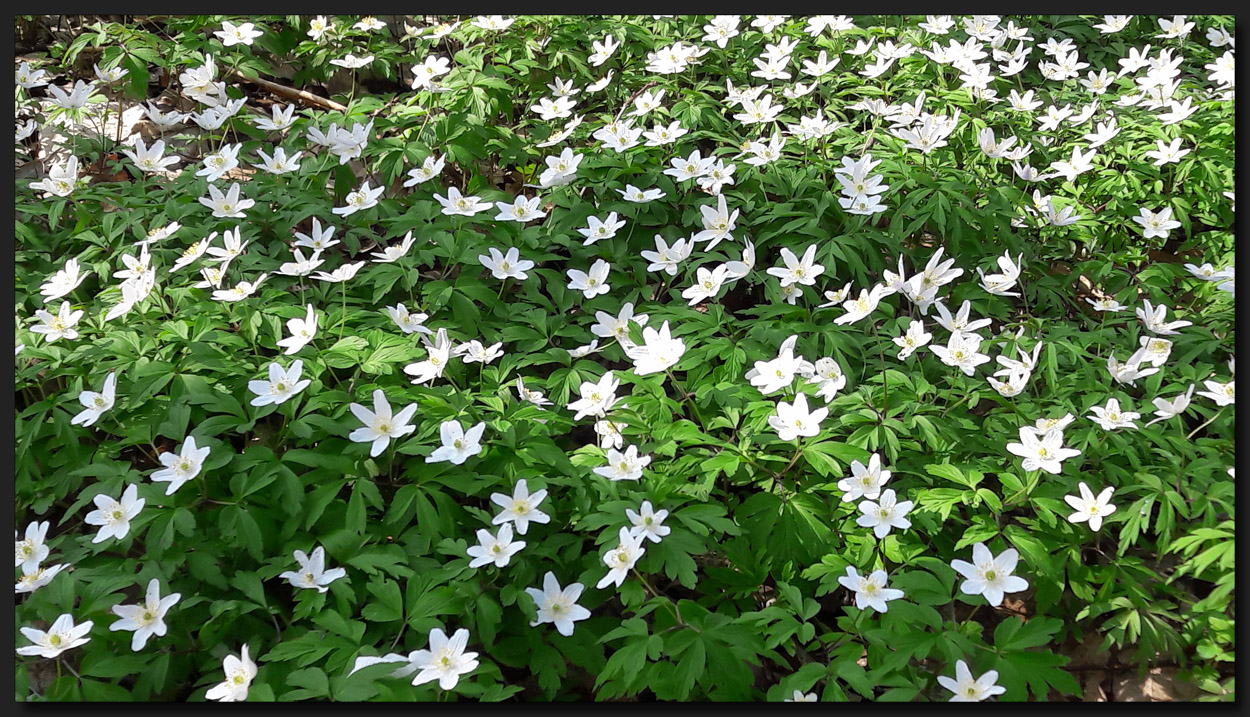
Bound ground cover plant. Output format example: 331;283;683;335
13;14;1236;702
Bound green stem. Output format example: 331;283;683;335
338;282;348;342
1186;408;1223;441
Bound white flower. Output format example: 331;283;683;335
14;60;49;89
591;302;649;345
29;156;79;197
748;337;806;396
594;445;651;482
1006;426;1082;474
681;265;730;306
410;627;479;690
30;301;83;343
248;360;311;407
122;138;180;173
277;304;318;355
198;182;254;218
279;546;347;593
567;372;620;421
938;660;1006;702
977;251;1023;297
834;285;890;326
47;80;95;110
490;479;550;536
766;244;824;287
334;181;385;216
723;239;756;282
516;377;552;408
1144;137;1190;166
405;155;446;186
15;521;50;573
410;55;452;90
109;578;181;651
72;371;118;428
190;105;233;131
893;320;932;360
567;259;611;299
1135;339;1170;369
294;218;339;252
215;20;263;46
624;320;686;376
1107;349;1160;386
535;115;583;148
626;501;670;543
370;232;416;264
312;262;365;284
618;184;665;203
986;370;1030;398
196;143;242;183
785;690;818;702
664;149;714;182
354;16;387;32
386;304;432;336
692;194;740;250
806;356;847;403
929;333;992;377
427;421;486;465
472;15;515;31
466;523;525;569
531;95;576;121
643;120;687;146
588;34;620;66
856;489;914;539
1136;300;1192;335
1132;207;1182;240
1196;379;1235;407
84;483;145;544
277;248;325;277
330;54;374;69
525;572;592;636
494;195;547;223
16;613;93;659
150;435;210;495
1064;483;1117;532
1087;397;1140;431
433;186;493;217
950;542;1029;607
478;247;535;280
404;329;453;385
837;567;905;613
253;104;296;131
205;645;258;701
577;212;627;246
252;147;303;175
1145;384;1195;426
768;392;828;441
596;526;646;589
16;562;67;594
40;258;89;302
454;340;504;365
538;147;583;187
837;453;891;503
348;389;419;457
593;419;623;450
641;235;693;276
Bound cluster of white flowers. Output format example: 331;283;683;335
15;13;1235;704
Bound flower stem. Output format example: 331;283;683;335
1186;408;1223;441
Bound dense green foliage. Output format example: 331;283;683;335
15;14;1235;702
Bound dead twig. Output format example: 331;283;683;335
228;69;348;113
